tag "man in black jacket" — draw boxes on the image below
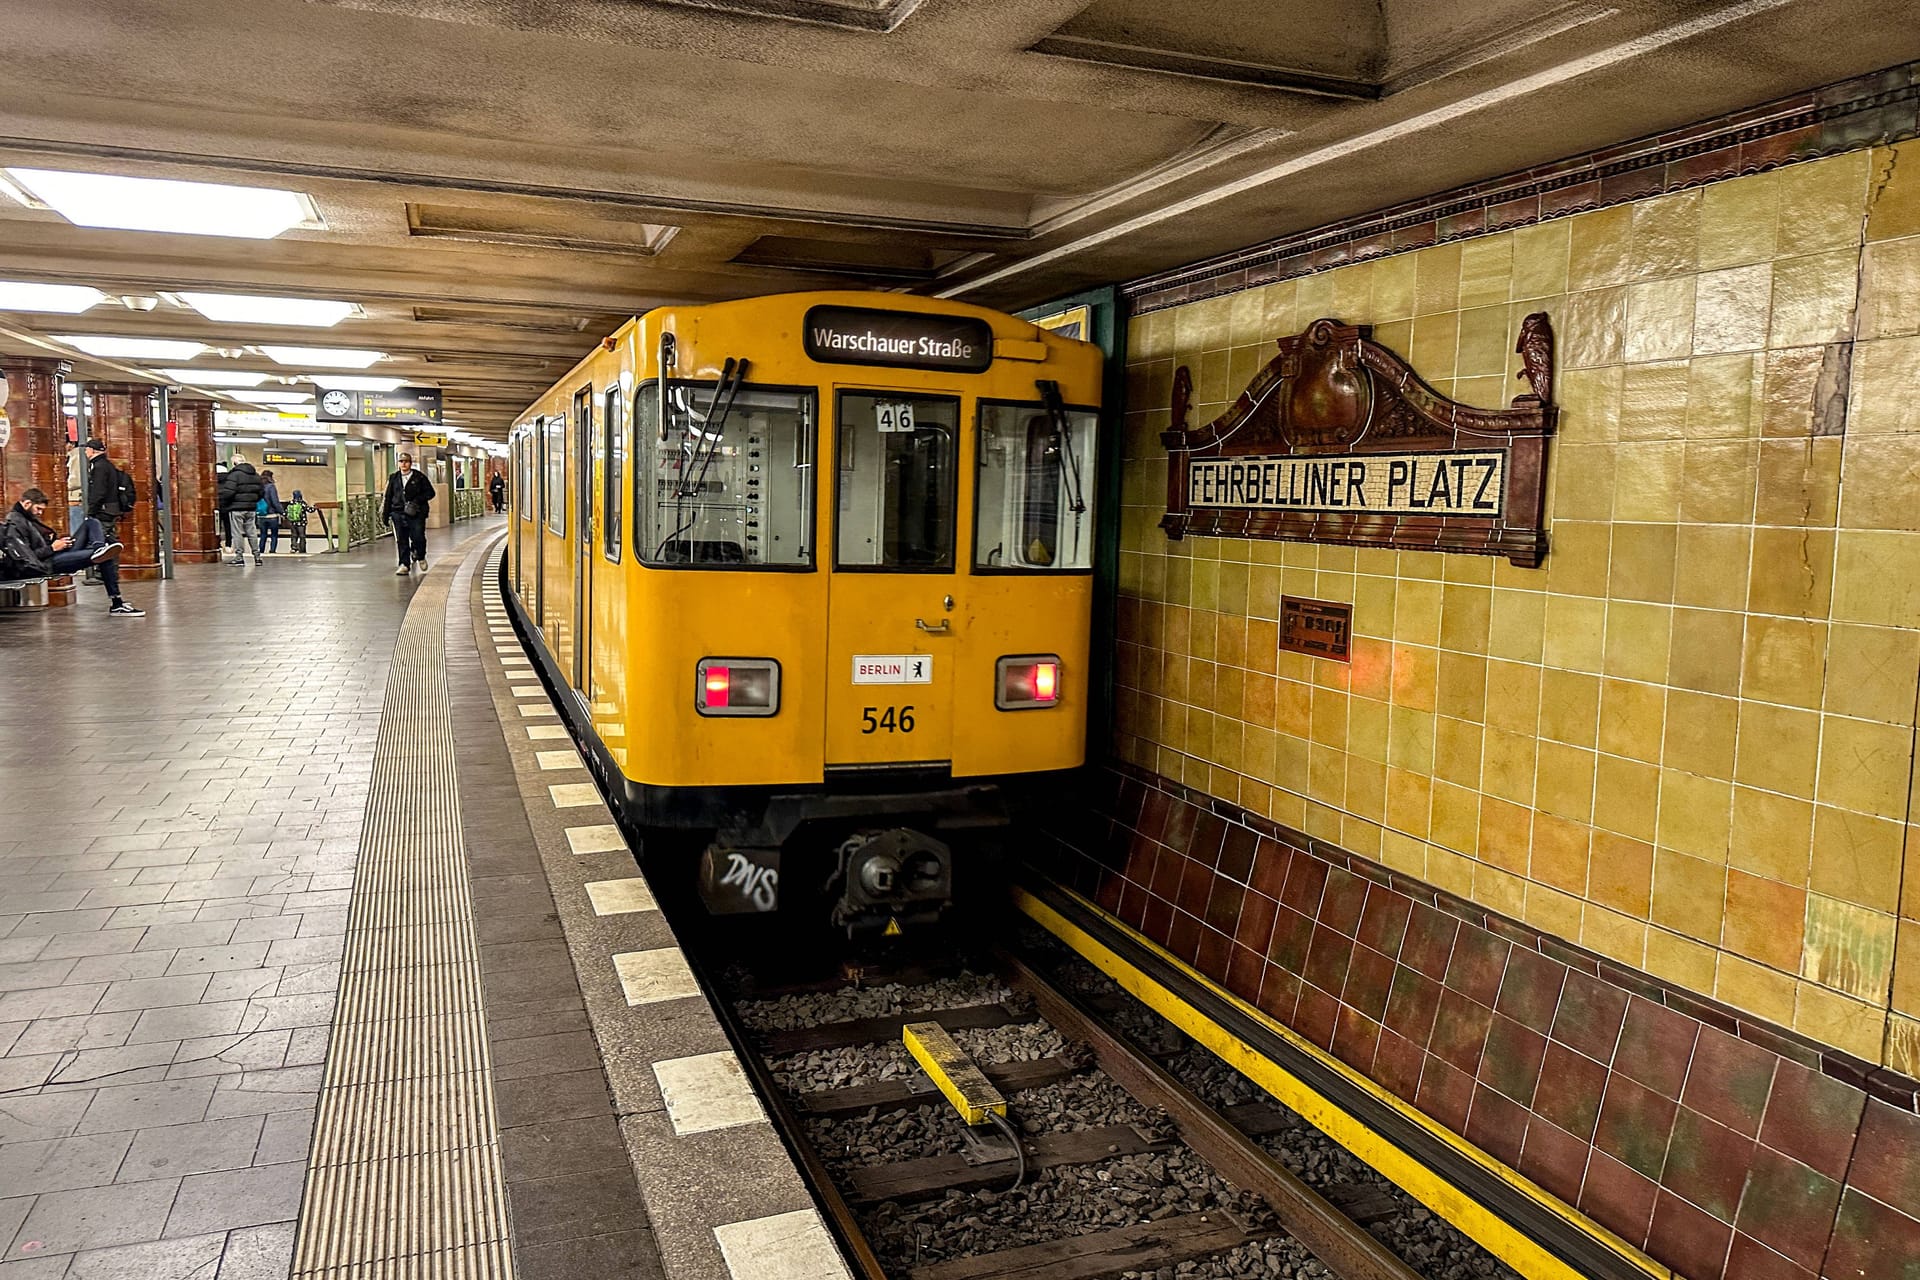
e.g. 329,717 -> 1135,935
382,453 -> 437,575
216,453 -> 267,566
2,487 -> 142,616
81,438 -> 129,541
488,470 -> 506,513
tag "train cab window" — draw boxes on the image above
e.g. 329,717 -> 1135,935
835,392 -> 958,572
603,387 -> 624,562
634,381 -> 814,568
544,413 -> 565,535
974,400 -> 1098,571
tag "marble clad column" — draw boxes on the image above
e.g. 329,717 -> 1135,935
0,357 -> 71,511
81,383 -> 160,580
169,397 -> 220,563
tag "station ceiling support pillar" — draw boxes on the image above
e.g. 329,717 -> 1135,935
169,398 -> 220,563
80,383 -> 161,580
1,357 -> 72,515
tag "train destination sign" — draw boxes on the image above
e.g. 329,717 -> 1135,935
803,305 -> 994,374
261,450 -> 329,466
314,385 -> 443,425
1161,316 -> 1557,568
1188,450 -> 1506,518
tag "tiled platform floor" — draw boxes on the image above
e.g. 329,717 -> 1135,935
0,522 -> 505,1278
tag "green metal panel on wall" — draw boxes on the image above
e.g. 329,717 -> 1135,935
1018,286 -> 1128,757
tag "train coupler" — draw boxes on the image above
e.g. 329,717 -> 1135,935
831,828 -> 952,936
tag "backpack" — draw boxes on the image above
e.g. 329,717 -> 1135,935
113,467 -> 138,512
286,500 -> 306,524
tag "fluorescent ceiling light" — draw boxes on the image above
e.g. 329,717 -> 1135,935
260,345 -> 383,369
179,292 -> 359,327
0,281 -> 106,314
214,434 -> 268,443
7,168 -> 318,240
56,334 -> 206,360
237,390 -> 315,406
159,368 -> 269,388
304,373 -> 405,391
294,437 -> 339,446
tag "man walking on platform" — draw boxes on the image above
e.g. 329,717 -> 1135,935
489,470 -> 506,514
382,452 -> 436,575
217,453 -> 266,566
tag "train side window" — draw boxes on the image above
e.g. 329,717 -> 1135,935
634,380 -> 815,569
973,400 -> 1097,572
835,392 -> 958,572
544,413 -> 565,535
516,430 -> 531,519
603,387 -> 623,563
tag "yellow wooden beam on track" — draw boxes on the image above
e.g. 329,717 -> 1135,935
1012,884 -> 1673,1280
903,1021 -> 1007,1126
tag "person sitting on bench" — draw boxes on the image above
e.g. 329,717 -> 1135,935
2,488 -> 143,617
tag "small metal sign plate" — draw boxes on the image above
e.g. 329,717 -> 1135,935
1279,596 -> 1351,662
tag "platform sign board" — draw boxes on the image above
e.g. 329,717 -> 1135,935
262,450 -> 329,466
1279,597 -> 1351,662
314,385 -> 443,425
413,432 -> 449,448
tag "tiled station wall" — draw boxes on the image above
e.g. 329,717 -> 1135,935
1084,133 -> 1920,1279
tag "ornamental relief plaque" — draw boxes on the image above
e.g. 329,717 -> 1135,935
1161,315 -> 1556,567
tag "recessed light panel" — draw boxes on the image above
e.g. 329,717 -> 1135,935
158,369 -> 271,388
304,373 -> 405,391
7,169 -> 319,239
260,346 -> 384,369
56,335 -> 207,360
0,282 -> 106,314
237,391 -> 317,406
180,293 -> 358,327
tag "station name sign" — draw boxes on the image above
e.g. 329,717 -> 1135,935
315,385 -> 443,425
1188,450 -> 1506,518
803,305 -> 993,374
1161,317 -> 1556,568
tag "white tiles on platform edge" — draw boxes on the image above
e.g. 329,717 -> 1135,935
549,783 -> 600,808
519,704 -> 557,717
566,824 -> 627,855
613,948 -> 700,1006
527,724 -> 571,740
586,878 -> 657,916
713,1210 -> 852,1280
515,685 -> 545,698
652,1051 -> 765,1136
538,750 -> 584,771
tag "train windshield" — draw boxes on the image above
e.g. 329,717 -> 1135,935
974,400 -> 1098,571
635,381 -> 815,568
835,392 -> 959,571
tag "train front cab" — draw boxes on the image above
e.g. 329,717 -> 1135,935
508,294 -> 1103,933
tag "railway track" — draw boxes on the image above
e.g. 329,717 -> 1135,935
710,927 -> 1523,1280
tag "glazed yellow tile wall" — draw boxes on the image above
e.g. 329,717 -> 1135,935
1116,141 -> 1920,1071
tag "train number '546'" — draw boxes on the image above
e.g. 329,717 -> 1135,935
860,706 -> 916,734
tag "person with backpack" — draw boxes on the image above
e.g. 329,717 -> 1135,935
3,486 -> 142,616
381,452 -> 436,575
286,490 -> 310,554
82,438 -> 139,543
258,469 -> 288,554
217,453 -> 266,566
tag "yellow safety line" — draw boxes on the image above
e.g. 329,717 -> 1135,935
904,1020 -> 1007,1126
1013,885 -> 1672,1280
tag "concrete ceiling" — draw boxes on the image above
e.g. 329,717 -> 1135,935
0,0 -> 1914,437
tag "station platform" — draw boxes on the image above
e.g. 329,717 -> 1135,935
0,521 -> 840,1280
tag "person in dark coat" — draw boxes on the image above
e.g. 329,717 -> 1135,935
381,452 -> 437,575
2,487 -> 142,615
216,454 -> 266,566
259,469 -> 288,554
81,438 -> 129,541
489,471 -> 507,513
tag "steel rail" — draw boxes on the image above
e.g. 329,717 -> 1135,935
996,950 -> 1426,1280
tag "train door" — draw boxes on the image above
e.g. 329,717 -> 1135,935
533,415 -> 547,620
572,384 -> 594,692
823,389 -> 963,769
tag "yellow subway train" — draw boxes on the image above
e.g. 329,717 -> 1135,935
504,292 -> 1103,932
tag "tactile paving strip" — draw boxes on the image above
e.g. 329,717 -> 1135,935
293,548 -> 514,1280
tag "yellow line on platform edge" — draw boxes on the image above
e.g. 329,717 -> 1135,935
1011,885 -> 1672,1280
903,1021 -> 1007,1126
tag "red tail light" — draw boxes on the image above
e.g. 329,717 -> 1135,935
696,658 -> 780,716
997,655 -> 1063,710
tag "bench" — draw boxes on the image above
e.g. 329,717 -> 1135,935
0,576 -> 54,609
